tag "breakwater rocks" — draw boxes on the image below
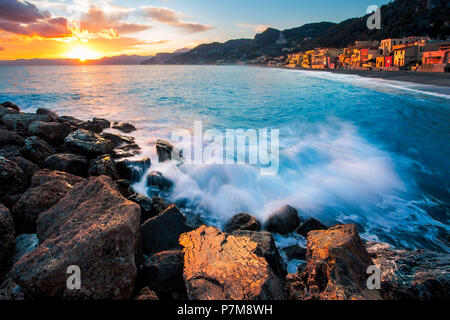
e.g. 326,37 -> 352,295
0,101 -> 449,301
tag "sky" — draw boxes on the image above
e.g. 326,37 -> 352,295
0,0 -> 390,60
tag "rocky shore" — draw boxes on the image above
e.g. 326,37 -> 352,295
0,100 -> 448,301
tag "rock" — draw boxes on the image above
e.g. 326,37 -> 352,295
232,230 -> 287,280
11,176 -> 141,299
101,132 -> 141,158
9,157 -> 39,182
1,113 -> 50,135
28,121 -> 73,145
0,145 -> 24,158
297,218 -> 328,238
155,139 -> 181,162
150,196 -> 167,216
146,171 -> 174,191
134,287 -> 159,300
0,204 -> 15,277
0,277 -> 24,300
116,157 -> 151,182
112,121 -> 136,133
36,108 -> 58,122
283,245 -> 307,261
92,118 -> 110,129
0,129 -> 24,147
12,234 -> 39,264
225,213 -> 261,233
0,101 -> 20,112
0,108 -> 19,118
57,115 -> 82,126
128,193 -> 154,223
29,168 -> 84,187
115,179 -> 134,198
88,154 -> 119,180
64,129 -> 112,156
141,204 -> 192,255
366,241 -> 450,300
0,194 -> 22,209
78,120 -> 103,134
287,224 -> 382,300
138,249 -> 186,298
12,169 -> 84,234
180,226 -> 286,300
0,156 -> 27,195
264,205 -> 300,235
23,136 -> 55,166
44,153 -> 89,177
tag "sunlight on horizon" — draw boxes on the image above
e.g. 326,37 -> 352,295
66,46 -> 102,62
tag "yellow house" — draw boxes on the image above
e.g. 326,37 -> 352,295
376,56 -> 385,68
287,53 -> 302,67
302,50 -> 314,69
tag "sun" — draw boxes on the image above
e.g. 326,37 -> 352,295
66,46 -> 101,62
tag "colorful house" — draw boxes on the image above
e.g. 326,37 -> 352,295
384,56 -> 393,68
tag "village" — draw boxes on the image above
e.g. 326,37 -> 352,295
262,37 -> 450,73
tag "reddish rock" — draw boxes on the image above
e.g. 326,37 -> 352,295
44,153 -> 89,177
179,226 -> 287,300
264,205 -> 300,235
0,129 -> 24,147
0,156 -> 27,195
28,121 -> 73,145
0,204 -> 15,278
9,157 -> 39,182
225,213 -> 261,233
134,287 -> 159,300
11,176 -> 141,299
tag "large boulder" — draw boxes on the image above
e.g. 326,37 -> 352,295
155,139 -> 181,162
92,118 -> 110,129
0,129 -> 24,147
0,145 -> 24,158
286,224 -> 382,300
0,204 -> 15,277
36,108 -> 58,122
78,121 -> 103,134
0,102 -> 20,112
0,108 -> 19,118
12,169 -> 84,234
141,204 -> 192,255
23,136 -> 55,166
64,129 -> 112,156
57,115 -> 82,126
11,176 -> 141,299
179,226 -> 286,300
0,156 -> 27,195
128,193 -> 155,223
88,155 -> 119,180
1,113 -> 49,135
112,122 -> 136,133
101,132 -> 141,159
9,157 -> 39,183
146,171 -> 174,191
28,121 -> 73,145
116,157 -> 151,182
366,242 -> 450,300
12,234 -> 39,265
264,205 -> 300,235
297,218 -> 327,238
224,213 -> 261,233
44,153 -> 89,177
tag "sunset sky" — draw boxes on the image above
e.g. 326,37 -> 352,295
0,0 -> 389,60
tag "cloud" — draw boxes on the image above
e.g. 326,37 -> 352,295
142,6 -> 213,33
238,24 -> 270,33
0,0 -> 50,23
0,16 -> 71,38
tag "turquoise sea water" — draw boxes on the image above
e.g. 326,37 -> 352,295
0,65 -> 449,257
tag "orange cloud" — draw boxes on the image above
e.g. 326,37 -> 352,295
142,7 -> 213,33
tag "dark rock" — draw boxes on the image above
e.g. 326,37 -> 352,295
141,204 -> 192,255
1,113 -> 50,135
57,115 -> 82,126
64,129 -> 112,156
283,245 -> 307,261
297,218 -> 328,238
225,213 -> 261,233
92,118 -> 110,129
366,242 -> 450,300
44,153 -> 88,177
180,226 -> 287,300
134,287 -> 159,300
0,102 -> 20,112
101,132 -> 141,158
138,249 -> 186,298
128,193 -> 154,223
0,204 -> 15,278
150,196 -> 167,216
116,157 -> 151,182
11,176 -> 141,299
12,169 -> 84,234
0,107 -> 19,118
156,139 -> 181,162
12,234 -> 39,264
0,277 -> 24,300
0,156 -> 27,195
264,205 -> 300,235
9,157 -> 39,182
112,121 -> 136,133
23,136 -> 55,166
28,121 -> 73,145
146,171 -> 173,191
88,154 -> 119,180
0,129 -> 24,147
0,194 -> 22,209
78,120 -> 103,134
0,145 -> 24,158
36,108 -> 58,122
115,179 -> 134,198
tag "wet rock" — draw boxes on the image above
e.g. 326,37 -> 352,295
12,169 -> 84,234
0,277 -> 24,301
138,249 -> 186,299
115,179 -> 134,198
225,213 -> 261,233
128,193 -> 154,223
134,287 -> 159,300
116,157 -> 151,182
23,136 -> 55,166
92,118 -> 110,129
0,129 -> 24,147
0,107 -> 19,118
36,108 -> 58,122
156,139 -> 181,162
28,121 -> 73,145
283,245 -> 307,261
1,113 -> 50,135
11,176 -> 141,299
146,171 -> 173,191
0,204 -> 15,277
150,196 -> 167,216
0,102 -> 20,112
141,204 -> 192,255
12,234 -> 39,264
232,230 -> 287,280
0,145 -> 24,158
297,218 -> 328,238
88,154 -> 119,180
64,129 -> 112,156
101,132 -> 141,158
78,120 -> 103,134
0,156 -> 27,195
264,205 -> 300,235
287,224 -> 382,300
57,115 -> 82,126
112,121 -> 136,133
366,241 -> 450,300
180,226 -> 286,300
9,157 -> 39,183
44,153 -> 89,177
